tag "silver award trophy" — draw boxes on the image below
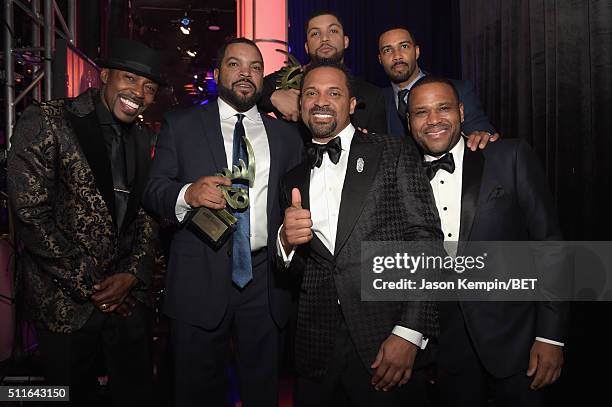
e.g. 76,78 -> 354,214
187,137 -> 256,248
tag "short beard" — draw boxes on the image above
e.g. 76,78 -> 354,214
311,48 -> 344,64
217,77 -> 262,112
388,70 -> 411,84
386,62 -> 416,84
306,108 -> 338,139
309,121 -> 338,139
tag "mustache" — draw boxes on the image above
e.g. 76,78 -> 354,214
309,107 -> 336,116
317,44 -> 336,51
392,61 -> 408,69
232,78 -> 256,88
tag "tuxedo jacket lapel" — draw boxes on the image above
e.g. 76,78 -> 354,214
459,147 -> 484,243
285,161 -> 333,261
334,133 -> 383,256
68,110 -> 115,221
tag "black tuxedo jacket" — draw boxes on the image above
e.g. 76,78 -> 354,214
438,139 -> 569,378
8,88 -> 156,333
143,100 -> 303,330
260,69 -> 388,139
280,131 -> 444,379
384,78 -> 496,137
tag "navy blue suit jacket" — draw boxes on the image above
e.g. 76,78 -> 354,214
384,78 -> 496,137
143,100 -> 303,330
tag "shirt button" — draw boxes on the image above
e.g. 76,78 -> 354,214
443,207 -> 447,211
448,233 -> 452,237
440,180 -> 445,184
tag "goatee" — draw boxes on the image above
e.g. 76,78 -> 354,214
218,76 -> 262,112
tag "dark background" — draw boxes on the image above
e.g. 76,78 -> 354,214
288,0 -> 463,87
141,0 -> 612,402
2,0 -> 611,404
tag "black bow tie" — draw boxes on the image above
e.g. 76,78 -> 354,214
306,137 -> 342,168
423,153 -> 455,180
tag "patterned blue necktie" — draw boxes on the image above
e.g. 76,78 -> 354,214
231,113 -> 252,287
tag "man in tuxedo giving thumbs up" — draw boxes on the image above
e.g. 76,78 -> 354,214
276,60 -> 443,407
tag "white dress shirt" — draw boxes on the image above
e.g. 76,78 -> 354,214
175,98 -> 271,251
425,136 -> 465,257
277,123 -> 427,349
308,125 -> 354,254
426,137 -> 563,347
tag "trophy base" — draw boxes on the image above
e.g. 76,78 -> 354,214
187,207 -> 237,248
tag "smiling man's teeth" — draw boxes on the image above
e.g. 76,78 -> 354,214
314,114 -> 333,118
426,128 -> 447,134
120,97 -> 139,109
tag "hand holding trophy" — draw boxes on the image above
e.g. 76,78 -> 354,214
186,137 -> 256,248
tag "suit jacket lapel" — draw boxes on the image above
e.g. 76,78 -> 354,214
199,101 -> 227,170
68,110 -> 115,220
459,147 -> 484,242
384,86 -> 406,136
263,117 -> 279,226
334,133 -> 384,256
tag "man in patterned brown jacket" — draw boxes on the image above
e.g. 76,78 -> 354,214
7,38 -> 161,406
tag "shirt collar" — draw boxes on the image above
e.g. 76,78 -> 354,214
391,68 -> 426,94
313,123 -> 356,153
218,97 -> 261,123
424,136 -> 465,171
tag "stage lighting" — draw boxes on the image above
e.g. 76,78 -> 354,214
180,11 -> 192,26
178,11 -> 193,35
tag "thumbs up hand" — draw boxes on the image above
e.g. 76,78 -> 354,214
280,188 -> 313,253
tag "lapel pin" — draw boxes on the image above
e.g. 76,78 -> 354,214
356,157 -> 364,173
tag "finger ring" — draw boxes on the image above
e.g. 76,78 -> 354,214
101,303 -> 107,310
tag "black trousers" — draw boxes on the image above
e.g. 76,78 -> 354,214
436,302 -> 543,407
171,250 -> 283,407
295,320 -> 427,407
36,301 -> 153,407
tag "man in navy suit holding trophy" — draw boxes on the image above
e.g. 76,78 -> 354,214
144,38 -> 302,406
